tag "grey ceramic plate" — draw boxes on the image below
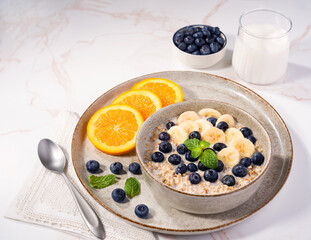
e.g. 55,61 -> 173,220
71,71 -> 293,235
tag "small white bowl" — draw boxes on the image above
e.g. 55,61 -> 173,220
173,25 -> 227,69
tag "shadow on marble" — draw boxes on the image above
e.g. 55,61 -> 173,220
283,62 -> 311,83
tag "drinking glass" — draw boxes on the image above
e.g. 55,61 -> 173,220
232,9 -> 292,85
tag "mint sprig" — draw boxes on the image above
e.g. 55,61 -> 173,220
184,139 -> 218,169
124,177 -> 140,198
88,174 -> 117,189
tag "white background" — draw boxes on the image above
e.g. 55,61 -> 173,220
0,0 -> 311,239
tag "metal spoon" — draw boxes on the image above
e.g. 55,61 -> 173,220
38,138 -> 105,239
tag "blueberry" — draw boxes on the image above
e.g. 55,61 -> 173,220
217,121 -> 229,132
205,37 -> 215,44
186,27 -> 195,36
174,33 -> 184,44
240,157 -> 252,167
86,160 -> 100,173
177,144 -> 188,154
187,44 -> 198,53
192,50 -> 201,55
175,163 -> 187,175
110,162 -> 123,174
232,164 -> 248,177
247,135 -> 257,144
251,152 -> 265,166
214,27 -> 221,35
184,35 -> 194,44
204,169 -> 218,182
129,162 -> 141,174
198,161 -> 208,171
159,132 -> 170,141
210,42 -> 220,53
111,188 -> 126,203
185,151 -> 198,162
193,31 -> 204,38
178,42 -> 187,51
189,131 -> 201,140
192,27 -> 200,33
194,38 -> 206,47
189,172 -> 202,184
210,27 -> 216,34
207,117 -> 217,126
213,142 -> 227,151
200,45 -> 211,55
202,28 -> 211,37
240,127 -> 253,138
221,175 -> 236,186
151,151 -> 164,162
135,204 -> 149,218
187,163 -> 198,172
216,37 -> 224,45
159,141 -> 172,153
168,154 -> 182,165
166,121 -> 175,130
215,160 -> 224,172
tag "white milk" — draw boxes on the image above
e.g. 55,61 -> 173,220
232,23 -> 290,84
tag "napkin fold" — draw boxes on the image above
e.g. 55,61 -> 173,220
5,111 -> 155,240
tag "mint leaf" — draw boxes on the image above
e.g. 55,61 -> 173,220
124,177 -> 140,198
184,139 -> 200,150
200,140 -> 210,149
191,148 -> 202,158
199,149 -> 218,169
88,174 -> 116,189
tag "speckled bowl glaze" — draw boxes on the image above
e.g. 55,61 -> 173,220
136,100 -> 272,214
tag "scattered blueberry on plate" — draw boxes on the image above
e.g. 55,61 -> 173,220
240,127 -> 253,138
217,121 -> 229,132
204,169 -> 218,182
159,132 -> 170,141
207,117 -> 217,126
240,157 -> 252,167
221,175 -> 236,186
168,154 -> 182,165
110,162 -> 123,174
129,162 -> 141,174
175,163 -> 187,175
213,142 -> 227,152
215,160 -> 224,172
111,188 -> 126,203
135,204 -> 149,218
86,160 -> 100,173
159,141 -> 172,153
173,25 -> 226,55
189,131 -> 201,140
166,121 -> 175,130
187,163 -> 198,172
185,151 -> 199,162
198,161 -> 208,171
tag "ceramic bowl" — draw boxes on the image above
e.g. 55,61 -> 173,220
136,100 -> 272,214
172,24 -> 227,68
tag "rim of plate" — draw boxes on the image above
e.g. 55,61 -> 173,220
71,71 -> 293,233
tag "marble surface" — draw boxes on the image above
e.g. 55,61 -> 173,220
1,0 -> 311,239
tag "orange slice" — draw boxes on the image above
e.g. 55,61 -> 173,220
87,104 -> 144,155
132,78 -> 183,107
111,90 -> 162,120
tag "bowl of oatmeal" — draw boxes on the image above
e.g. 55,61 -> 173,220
136,100 -> 272,214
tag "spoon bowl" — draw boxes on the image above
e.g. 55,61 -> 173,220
38,139 -> 66,173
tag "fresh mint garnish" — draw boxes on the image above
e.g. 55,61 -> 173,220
88,174 -> 117,189
200,149 -> 218,169
124,177 -> 140,198
184,139 -> 217,169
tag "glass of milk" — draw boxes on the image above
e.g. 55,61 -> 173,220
232,9 -> 292,85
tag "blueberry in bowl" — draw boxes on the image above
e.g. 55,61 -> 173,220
172,24 -> 227,68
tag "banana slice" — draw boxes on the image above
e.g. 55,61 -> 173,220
177,111 -> 200,125
230,138 -> 255,158
167,126 -> 188,145
216,114 -> 235,128
195,119 -> 213,132
179,120 -> 200,134
217,147 -> 240,167
198,108 -> 222,118
201,127 -> 225,144
225,128 -> 244,145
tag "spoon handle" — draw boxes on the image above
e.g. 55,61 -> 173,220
61,173 -> 105,239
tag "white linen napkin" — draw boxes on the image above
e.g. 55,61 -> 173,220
5,111 -> 156,240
